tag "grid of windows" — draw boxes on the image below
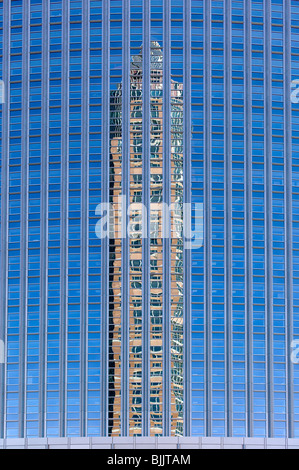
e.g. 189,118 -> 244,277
0,0 -> 298,439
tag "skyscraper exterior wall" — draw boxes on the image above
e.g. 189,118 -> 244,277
0,0 -> 299,443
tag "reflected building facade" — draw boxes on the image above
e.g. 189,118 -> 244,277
108,42 -> 184,436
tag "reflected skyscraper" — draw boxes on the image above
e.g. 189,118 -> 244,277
108,42 -> 184,436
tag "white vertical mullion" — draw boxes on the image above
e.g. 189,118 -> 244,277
40,0 -> 50,439
204,0 -> 212,437
121,0 -> 130,437
20,0 -> 30,438
284,0 -> 294,439
163,0 -> 171,437
264,0 -> 274,438
60,0 -> 70,437
224,0 -> 232,437
0,0 -> 10,440
81,0 -> 90,438
101,0 -> 110,437
183,0 -> 192,437
142,0 -> 151,437
244,0 -> 253,438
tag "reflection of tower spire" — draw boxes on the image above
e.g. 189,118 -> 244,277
109,42 -> 184,437
131,41 -> 163,70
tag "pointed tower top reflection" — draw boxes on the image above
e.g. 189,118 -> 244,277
131,41 -> 163,70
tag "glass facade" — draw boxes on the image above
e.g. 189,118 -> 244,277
0,0 -> 298,440
107,42 -> 184,436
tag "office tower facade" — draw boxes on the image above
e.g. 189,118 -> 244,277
0,0 -> 299,443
